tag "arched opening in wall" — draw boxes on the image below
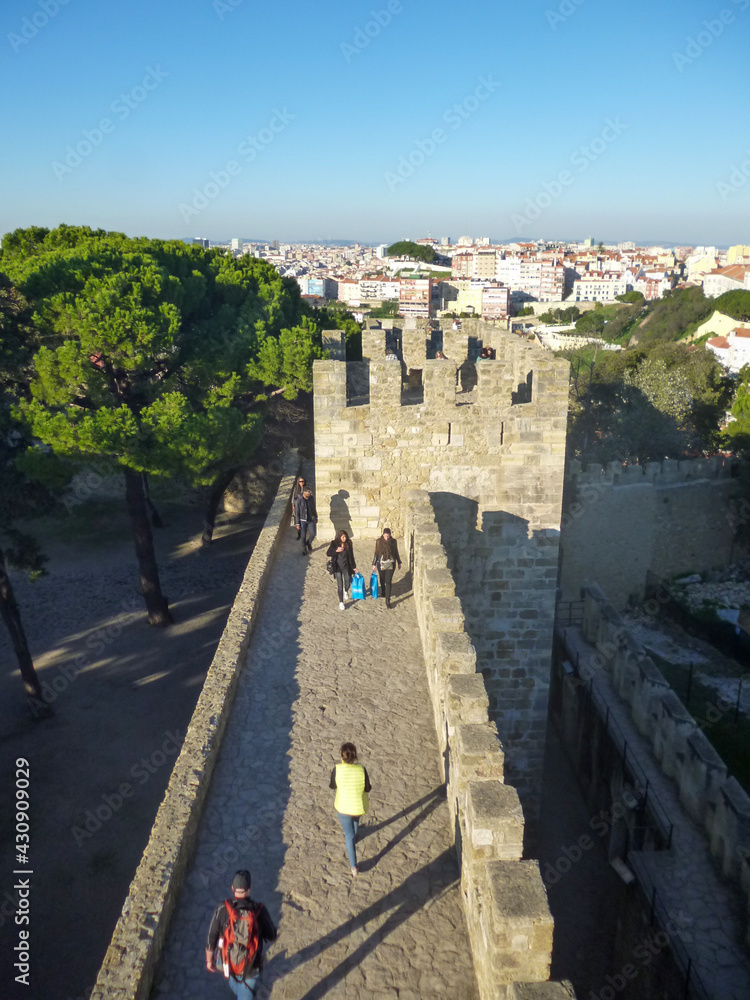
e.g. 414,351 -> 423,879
402,368 -> 423,405
512,370 -> 533,405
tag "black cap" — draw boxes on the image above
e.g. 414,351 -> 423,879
232,870 -> 251,891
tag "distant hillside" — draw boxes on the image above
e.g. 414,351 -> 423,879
386,240 -> 436,263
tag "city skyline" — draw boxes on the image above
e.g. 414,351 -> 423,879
2,0 -> 750,246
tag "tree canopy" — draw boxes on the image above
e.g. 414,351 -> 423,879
712,290 -> 750,322
386,241 -> 436,263
564,341 -> 732,464
2,224 -> 322,623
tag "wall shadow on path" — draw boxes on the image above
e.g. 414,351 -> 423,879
358,786 -> 444,841
270,848 -> 459,1000
358,786 -> 446,871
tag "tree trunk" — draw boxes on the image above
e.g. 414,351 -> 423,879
202,467 -> 238,546
142,472 -> 164,528
124,468 -> 173,626
0,550 -> 50,715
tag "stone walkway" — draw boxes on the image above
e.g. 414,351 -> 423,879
152,522 -> 478,1000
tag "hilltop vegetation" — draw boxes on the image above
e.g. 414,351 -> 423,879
564,339 -> 732,465
386,240 -> 436,263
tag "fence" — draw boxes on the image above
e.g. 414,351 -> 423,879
628,853 -> 712,1000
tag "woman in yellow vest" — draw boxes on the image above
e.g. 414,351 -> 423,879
329,742 -> 372,877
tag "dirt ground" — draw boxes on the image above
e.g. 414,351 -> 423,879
0,490 -> 275,1000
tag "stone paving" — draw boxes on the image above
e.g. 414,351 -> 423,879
152,520 -> 478,1000
563,627 -> 750,1000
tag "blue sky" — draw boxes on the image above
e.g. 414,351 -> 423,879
2,0 -> 749,245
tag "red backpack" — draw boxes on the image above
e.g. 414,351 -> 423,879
220,900 -> 260,981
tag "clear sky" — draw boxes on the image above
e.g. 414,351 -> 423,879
2,0 -> 749,246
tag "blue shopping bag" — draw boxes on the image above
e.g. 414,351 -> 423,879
351,572 -> 366,600
370,571 -> 379,599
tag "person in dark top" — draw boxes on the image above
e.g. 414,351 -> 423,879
205,869 -> 277,998
291,476 -> 307,538
371,528 -> 402,609
294,488 -> 318,555
326,529 -> 357,610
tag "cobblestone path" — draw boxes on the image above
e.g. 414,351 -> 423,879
152,522 -> 478,1000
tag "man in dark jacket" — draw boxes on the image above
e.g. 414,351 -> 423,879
294,488 -> 318,555
205,870 -> 277,998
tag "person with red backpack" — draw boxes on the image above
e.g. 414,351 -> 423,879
205,870 -> 277,997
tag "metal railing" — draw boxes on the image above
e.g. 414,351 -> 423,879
555,600 -> 584,627
587,678 -> 674,850
628,853 -> 713,1000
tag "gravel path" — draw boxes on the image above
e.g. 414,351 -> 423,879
152,526 -> 478,1000
0,502 -> 267,1000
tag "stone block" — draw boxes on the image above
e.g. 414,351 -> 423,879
437,632 -> 477,676
483,860 -> 553,984
679,728 -> 728,825
710,777 -> 750,881
465,781 -> 524,861
653,691 -> 694,778
447,673 -> 489,728
454,723 -> 505,784
429,596 -> 465,632
423,567 -> 455,598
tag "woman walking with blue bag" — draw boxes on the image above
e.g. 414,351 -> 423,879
330,742 -> 372,877
326,530 -> 357,611
371,528 -> 401,609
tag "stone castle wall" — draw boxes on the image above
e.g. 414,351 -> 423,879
405,490 -> 576,1000
313,320 -> 570,819
568,582 -> 750,944
560,457 -> 740,608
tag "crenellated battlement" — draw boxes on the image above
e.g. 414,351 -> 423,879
314,319 -> 570,822
314,320 -> 569,542
567,455 -> 736,487
560,454 -> 742,607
